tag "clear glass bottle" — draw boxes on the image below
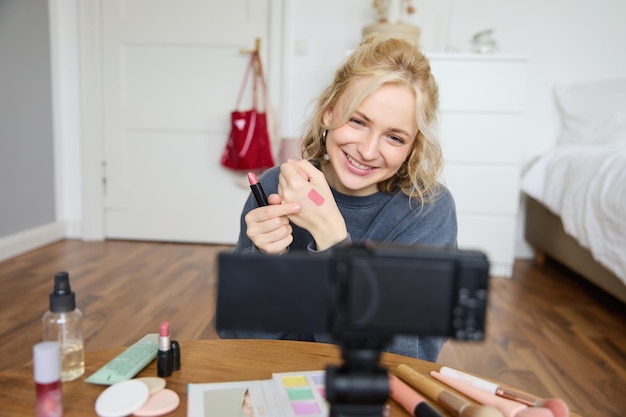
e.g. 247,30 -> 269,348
42,271 -> 85,381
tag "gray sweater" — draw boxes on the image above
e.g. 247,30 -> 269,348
223,165 -> 458,362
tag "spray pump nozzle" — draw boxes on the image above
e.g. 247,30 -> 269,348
49,271 -> 76,313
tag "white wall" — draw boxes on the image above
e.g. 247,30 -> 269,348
48,0 -> 626,258
285,0 -> 626,153
282,0 -> 626,258
432,0 -> 626,159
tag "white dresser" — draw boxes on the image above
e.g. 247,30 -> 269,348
428,54 -> 528,277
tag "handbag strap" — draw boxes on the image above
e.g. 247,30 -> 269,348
253,53 -> 268,111
234,52 -> 268,111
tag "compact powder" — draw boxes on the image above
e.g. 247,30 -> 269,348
95,379 -> 150,417
133,388 -> 180,416
134,377 -> 166,394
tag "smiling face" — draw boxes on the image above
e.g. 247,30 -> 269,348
322,79 -> 419,196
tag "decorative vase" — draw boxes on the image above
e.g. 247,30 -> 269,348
362,22 -> 421,47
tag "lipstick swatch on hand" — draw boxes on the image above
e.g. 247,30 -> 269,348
308,189 -> 325,206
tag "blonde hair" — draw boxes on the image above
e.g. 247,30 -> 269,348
300,35 -> 443,203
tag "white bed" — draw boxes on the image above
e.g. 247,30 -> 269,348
521,78 -> 626,304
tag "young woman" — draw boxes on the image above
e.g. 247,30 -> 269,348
224,35 -> 457,362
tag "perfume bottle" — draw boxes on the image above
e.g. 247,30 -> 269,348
42,271 -> 85,381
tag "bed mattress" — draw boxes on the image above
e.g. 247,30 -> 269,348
521,142 -> 626,285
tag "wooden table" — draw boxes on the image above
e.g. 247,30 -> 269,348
0,339 -> 447,416
0,339 -> 581,417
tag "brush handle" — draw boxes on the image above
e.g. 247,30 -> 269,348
438,390 -> 470,414
396,364 -> 445,402
440,366 -> 499,394
431,371 -> 527,417
440,366 -> 540,407
389,374 -> 445,417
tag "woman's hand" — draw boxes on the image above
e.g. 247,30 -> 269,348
244,194 -> 300,255
278,160 -> 348,251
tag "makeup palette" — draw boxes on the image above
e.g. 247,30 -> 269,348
188,370 -> 329,417
272,371 -> 327,417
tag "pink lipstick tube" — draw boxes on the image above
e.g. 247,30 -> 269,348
157,321 -> 172,377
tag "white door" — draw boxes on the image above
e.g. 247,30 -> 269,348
100,0 -> 273,243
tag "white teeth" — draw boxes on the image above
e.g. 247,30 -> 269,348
346,153 -> 372,170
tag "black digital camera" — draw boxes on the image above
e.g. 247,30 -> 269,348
216,243 -> 489,341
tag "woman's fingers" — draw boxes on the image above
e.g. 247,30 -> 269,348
244,203 -> 300,254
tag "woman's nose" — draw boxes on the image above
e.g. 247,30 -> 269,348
358,134 -> 380,160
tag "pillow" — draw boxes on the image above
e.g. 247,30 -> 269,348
554,78 -> 626,144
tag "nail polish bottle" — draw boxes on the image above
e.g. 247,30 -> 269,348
33,341 -> 63,417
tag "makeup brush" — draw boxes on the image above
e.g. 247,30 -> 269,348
431,371 -> 555,417
532,400 -> 568,417
439,367 -> 569,417
389,374 -> 446,417
395,365 -> 504,417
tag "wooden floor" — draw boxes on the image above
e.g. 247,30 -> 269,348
1,239 -> 624,417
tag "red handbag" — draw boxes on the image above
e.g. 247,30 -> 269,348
220,52 -> 275,171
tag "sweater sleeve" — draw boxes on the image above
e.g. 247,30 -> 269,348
390,185 -> 458,248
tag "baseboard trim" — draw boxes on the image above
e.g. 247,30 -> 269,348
515,237 -> 534,260
0,222 -> 66,263
64,220 -> 83,239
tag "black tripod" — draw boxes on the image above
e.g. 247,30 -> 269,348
325,335 -> 392,417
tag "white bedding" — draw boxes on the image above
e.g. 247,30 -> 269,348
521,142 -> 626,284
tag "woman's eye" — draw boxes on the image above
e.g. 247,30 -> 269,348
389,135 -> 405,145
349,117 -> 365,126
